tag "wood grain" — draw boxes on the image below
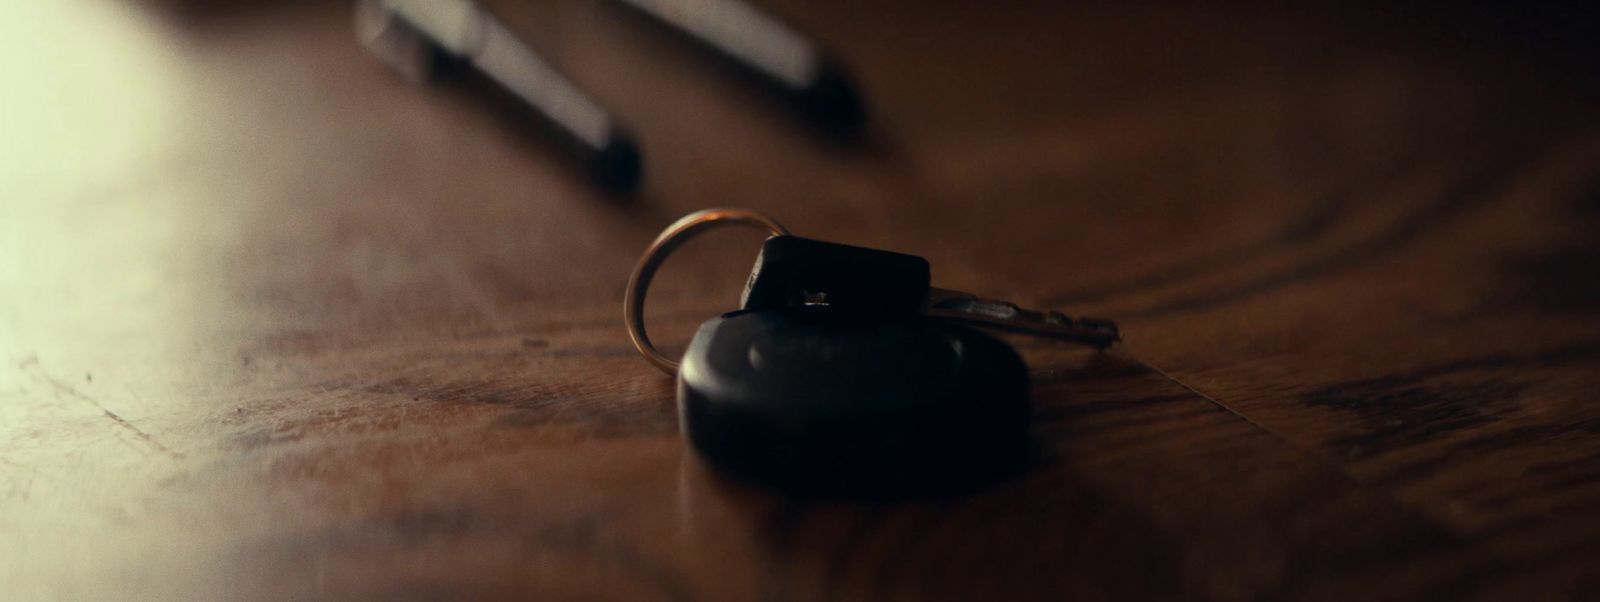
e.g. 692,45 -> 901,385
3,0 -> 1598,599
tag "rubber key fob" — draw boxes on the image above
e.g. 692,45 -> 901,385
678,305 -> 1029,495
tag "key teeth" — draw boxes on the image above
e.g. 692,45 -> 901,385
1048,312 -> 1121,345
926,288 -> 1122,348
1073,316 -> 1122,348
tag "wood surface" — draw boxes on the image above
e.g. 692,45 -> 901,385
3,0 -> 1599,599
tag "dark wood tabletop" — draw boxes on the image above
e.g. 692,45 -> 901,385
4,0 -> 1599,599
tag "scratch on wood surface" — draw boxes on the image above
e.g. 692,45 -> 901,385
0,456 -> 40,499
0,456 -> 38,473
416,226 -> 517,337
18,358 -> 183,459
1126,350 -> 1458,534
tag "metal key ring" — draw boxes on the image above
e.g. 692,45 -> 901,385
625,208 -> 790,375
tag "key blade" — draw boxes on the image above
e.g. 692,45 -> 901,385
923,288 -> 1121,348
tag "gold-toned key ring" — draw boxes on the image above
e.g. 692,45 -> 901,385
625,208 -> 790,375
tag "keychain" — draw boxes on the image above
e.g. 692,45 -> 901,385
624,209 -> 1120,494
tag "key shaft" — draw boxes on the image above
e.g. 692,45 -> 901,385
923,288 -> 1120,348
740,235 -> 1120,349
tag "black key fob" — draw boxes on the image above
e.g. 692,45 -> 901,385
678,305 -> 1029,495
741,235 -> 930,313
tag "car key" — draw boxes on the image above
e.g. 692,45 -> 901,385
741,235 -> 1121,348
677,304 -> 1030,495
624,208 -> 1115,494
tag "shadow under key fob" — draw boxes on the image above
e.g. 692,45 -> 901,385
678,305 -> 1030,496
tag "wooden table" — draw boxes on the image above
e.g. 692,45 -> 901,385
4,1 -> 1598,599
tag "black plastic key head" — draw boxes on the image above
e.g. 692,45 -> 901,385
678,305 -> 1029,496
741,235 -> 930,313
